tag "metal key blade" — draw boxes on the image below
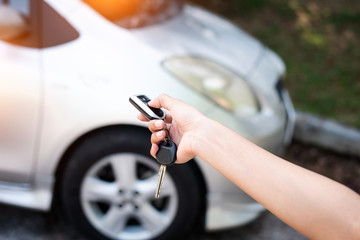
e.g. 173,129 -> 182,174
155,164 -> 167,198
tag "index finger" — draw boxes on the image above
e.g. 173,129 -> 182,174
137,114 -> 149,122
137,110 -> 172,123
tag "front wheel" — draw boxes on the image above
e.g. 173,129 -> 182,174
60,128 -> 204,240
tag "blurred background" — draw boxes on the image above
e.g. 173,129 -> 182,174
192,0 -> 360,194
0,0 -> 359,239
192,0 -> 360,128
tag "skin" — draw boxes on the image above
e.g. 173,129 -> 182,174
138,94 -> 360,240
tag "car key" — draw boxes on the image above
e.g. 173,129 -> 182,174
129,94 -> 177,198
155,140 -> 177,198
129,94 -> 165,120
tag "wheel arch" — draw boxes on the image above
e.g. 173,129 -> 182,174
51,124 -> 208,230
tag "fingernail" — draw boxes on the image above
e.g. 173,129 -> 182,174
155,120 -> 163,128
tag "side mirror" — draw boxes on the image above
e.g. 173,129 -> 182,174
0,5 -> 27,41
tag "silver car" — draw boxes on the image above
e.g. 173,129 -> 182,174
0,0 -> 295,239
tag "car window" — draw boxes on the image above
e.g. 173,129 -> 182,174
82,0 -> 183,29
0,0 -> 35,44
0,0 -> 79,48
8,0 -> 30,15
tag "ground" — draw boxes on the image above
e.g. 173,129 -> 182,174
286,141 -> 360,194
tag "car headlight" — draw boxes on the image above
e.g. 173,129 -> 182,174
162,56 -> 260,116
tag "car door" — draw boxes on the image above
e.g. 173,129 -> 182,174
0,0 -> 41,183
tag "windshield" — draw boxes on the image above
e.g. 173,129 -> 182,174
82,0 -> 184,29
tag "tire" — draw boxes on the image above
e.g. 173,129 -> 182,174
60,127 -> 204,240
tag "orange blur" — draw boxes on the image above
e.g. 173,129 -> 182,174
83,0 -> 142,21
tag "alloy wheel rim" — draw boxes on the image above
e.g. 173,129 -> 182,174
80,153 -> 179,240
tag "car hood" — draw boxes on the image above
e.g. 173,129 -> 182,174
131,4 -> 264,77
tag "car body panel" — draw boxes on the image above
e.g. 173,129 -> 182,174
131,4 -> 263,78
0,0 -> 296,233
0,42 -> 41,183
37,0 -> 216,178
195,49 -> 294,229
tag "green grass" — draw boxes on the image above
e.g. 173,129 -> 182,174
191,0 -> 360,128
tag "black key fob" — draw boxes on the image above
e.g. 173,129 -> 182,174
156,140 -> 177,166
129,95 -> 165,120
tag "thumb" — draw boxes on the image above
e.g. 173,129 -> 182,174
148,94 -> 176,111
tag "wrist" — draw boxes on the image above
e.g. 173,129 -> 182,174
190,116 -> 223,159
191,116 -> 247,167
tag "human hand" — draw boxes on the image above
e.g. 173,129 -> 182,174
137,94 -> 206,164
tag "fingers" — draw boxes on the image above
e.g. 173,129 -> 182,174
137,111 -> 172,123
142,94 -> 180,159
148,120 -> 164,132
151,130 -> 166,144
150,131 -> 165,158
137,114 -> 149,122
150,144 -> 159,159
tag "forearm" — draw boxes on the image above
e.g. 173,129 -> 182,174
193,119 -> 360,240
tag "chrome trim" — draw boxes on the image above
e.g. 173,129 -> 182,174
0,177 -> 53,211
